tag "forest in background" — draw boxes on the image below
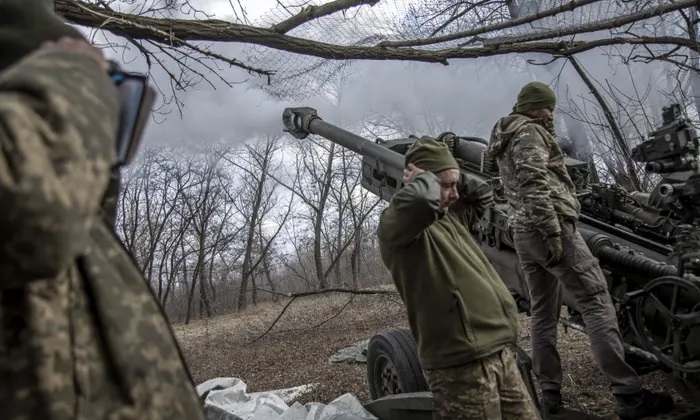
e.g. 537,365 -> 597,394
54,0 -> 700,322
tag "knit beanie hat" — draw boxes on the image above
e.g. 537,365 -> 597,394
0,0 -> 86,72
514,81 -> 557,113
405,136 -> 460,173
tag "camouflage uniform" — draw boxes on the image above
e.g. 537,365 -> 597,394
378,137 -> 538,420
424,346 -> 539,420
485,83 -> 646,406
101,171 -> 122,229
0,2 -> 206,419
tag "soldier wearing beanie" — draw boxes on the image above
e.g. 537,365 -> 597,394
377,136 -> 539,419
0,1 -> 206,419
485,82 -> 674,419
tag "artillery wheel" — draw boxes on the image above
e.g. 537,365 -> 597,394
632,276 -> 700,404
366,328 -> 430,400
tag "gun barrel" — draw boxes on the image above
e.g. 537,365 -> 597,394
658,183 -> 675,197
630,191 -> 650,205
283,107 -> 406,170
581,229 -> 677,278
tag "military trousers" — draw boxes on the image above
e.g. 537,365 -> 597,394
423,346 -> 539,420
512,220 -> 643,396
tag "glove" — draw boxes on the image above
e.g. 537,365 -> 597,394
545,234 -> 563,267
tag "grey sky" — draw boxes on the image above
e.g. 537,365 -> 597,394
79,0 -> 671,152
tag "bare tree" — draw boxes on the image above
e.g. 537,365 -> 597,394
178,149 -> 242,322
291,137 -> 336,288
220,135 -> 293,309
104,0 -> 700,331
335,147 -> 383,287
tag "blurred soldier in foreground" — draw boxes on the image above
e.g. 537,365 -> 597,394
377,137 -> 538,419
485,81 -> 674,419
0,1 -> 206,419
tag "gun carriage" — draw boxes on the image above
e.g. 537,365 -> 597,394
281,104 -> 700,419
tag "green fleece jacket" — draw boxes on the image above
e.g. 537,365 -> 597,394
377,171 -> 519,370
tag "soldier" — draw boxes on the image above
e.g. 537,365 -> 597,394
485,81 -> 674,419
0,1 -> 206,419
377,137 -> 539,420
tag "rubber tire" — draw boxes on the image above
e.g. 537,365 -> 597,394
366,328 -> 430,400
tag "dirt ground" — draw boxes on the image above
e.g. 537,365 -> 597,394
172,287 -> 672,419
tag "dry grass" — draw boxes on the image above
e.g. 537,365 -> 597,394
173,286 -> 671,419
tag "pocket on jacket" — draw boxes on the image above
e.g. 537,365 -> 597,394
570,257 -> 607,296
452,292 -> 474,343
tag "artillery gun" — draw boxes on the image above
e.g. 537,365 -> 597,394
281,105 -> 700,419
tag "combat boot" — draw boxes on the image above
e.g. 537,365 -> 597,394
541,389 -> 563,415
615,389 -> 674,419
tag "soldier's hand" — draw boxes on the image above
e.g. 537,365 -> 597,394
41,36 -> 110,72
545,234 -> 563,267
403,163 -> 425,184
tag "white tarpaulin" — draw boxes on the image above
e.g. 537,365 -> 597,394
196,378 -> 378,420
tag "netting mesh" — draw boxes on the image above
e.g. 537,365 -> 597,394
241,0 -> 677,100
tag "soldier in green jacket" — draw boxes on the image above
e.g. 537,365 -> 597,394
0,1 -> 206,419
485,81 -> 674,420
377,137 -> 538,420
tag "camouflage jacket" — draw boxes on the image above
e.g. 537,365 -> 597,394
0,49 -> 205,420
486,113 -> 580,237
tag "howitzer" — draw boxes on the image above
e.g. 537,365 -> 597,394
576,103 -> 700,260
282,106 -> 700,418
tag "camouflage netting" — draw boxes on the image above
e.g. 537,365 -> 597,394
242,0 -> 678,100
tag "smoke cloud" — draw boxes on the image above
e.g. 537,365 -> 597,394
77,1 -> 675,154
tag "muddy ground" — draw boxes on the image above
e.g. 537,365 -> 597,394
172,287 -> 672,419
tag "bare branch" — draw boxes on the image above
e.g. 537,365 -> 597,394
566,56 -> 641,189
247,287 -> 397,344
378,0 -> 605,48
310,294 -> 355,329
271,0 -> 380,34
484,0 -> 700,46
56,0 -> 700,69
58,0 -> 275,77
426,0 -> 494,38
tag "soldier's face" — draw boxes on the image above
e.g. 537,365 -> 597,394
437,169 -> 460,211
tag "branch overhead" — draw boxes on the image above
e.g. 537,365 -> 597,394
483,0 -> 700,46
55,0 -> 700,64
271,0 -> 381,34
52,0 -> 700,103
377,0 -> 606,48
58,0 -> 276,77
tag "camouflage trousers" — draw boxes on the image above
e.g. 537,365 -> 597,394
423,346 -> 539,420
512,220 -> 643,396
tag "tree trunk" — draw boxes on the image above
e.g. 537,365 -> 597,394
350,225 -> 362,288
314,142 -> 336,289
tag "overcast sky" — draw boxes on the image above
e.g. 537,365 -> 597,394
89,0 -> 336,149
93,0 -> 526,148
84,0 -> 670,153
